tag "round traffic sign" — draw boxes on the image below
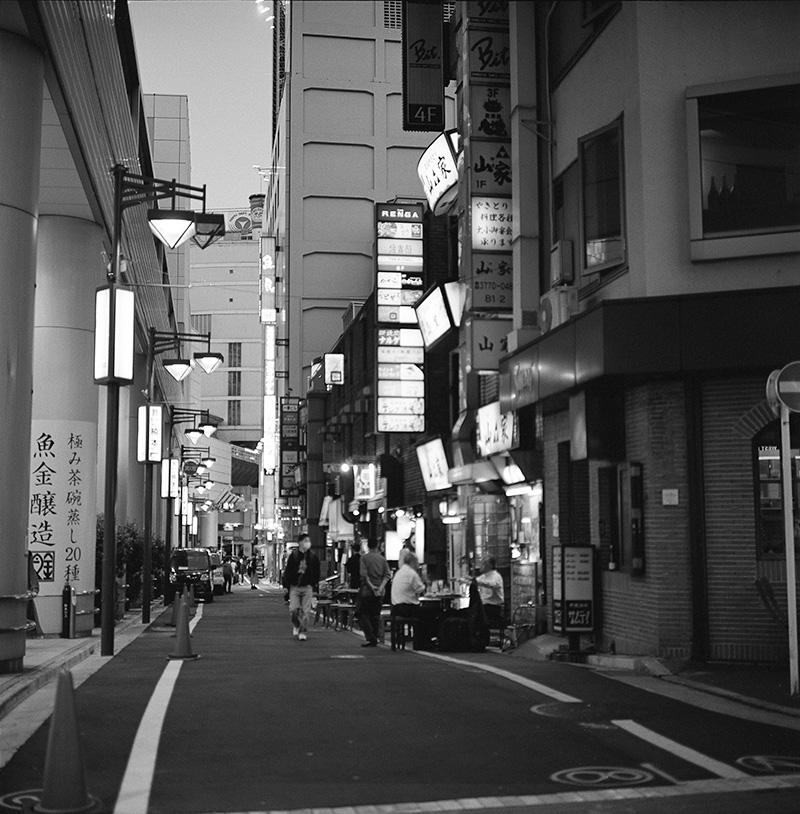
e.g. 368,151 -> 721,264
775,361 -> 800,412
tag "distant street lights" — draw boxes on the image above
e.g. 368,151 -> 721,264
94,164 -> 222,655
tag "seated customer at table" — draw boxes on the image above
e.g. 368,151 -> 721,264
391,551 -> 426,617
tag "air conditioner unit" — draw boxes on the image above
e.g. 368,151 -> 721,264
539,286 -> 578,333
550,240 -> 574,287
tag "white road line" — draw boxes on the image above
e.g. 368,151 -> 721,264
197,775 -> 800,814
113,604 -> 203,814
415,651 -> 582,703
612,718 -> 749,779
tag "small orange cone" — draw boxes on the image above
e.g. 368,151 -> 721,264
183,583 -> 196,609
168,597 -> 199,660
166,590 -> 180,627
36,669 -> 101,812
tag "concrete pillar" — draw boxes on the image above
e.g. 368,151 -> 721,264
29,216 -> 105,635
0,29 -> 44,672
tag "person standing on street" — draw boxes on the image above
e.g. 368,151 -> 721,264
345,540 -> 362,589
475,556 -> 504,627
358,537 -> 390,648
281,533 -> 320,641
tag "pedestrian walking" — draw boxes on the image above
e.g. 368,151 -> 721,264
358,537 -> 390,648
222,558 -> 234,593
281,533 -> 320,641
247,556 -> 259,589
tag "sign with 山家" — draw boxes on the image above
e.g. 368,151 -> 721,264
417,130 -> 461,216
402,0 -> 445,131
471,253 -> 512,312
471,142 -> 512,195
552,545 -> 595,634
466,317 -> 511,373
476,401 -> 515,457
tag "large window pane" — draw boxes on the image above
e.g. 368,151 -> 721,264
699,83 -> 800,236
580,121 -> 625,271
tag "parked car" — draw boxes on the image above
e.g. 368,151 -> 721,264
169,548 -> 214,603
210,551 -> 225,595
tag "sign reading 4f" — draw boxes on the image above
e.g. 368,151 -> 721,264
402,1 -> 445,131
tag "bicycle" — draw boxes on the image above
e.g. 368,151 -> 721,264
502,601 -> 539,651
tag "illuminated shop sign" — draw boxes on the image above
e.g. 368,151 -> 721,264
416,437 -> 451,492
375,202 -> 426,434
476,401 -> 515,457
417,130 -> 461,216
279,397 -> 301,497
414,281 -> 464,349
471,197 -> 513,251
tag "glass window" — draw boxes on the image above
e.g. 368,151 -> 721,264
698,83 -> 800,237
228,400 -> 241,426
228,342 -> 242,367
228,370 -> 241,397
686,74 -> 800,260
579,119 -> 626,273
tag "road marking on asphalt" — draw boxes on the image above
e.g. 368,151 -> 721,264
114,604 -> 204,814
194,775 -> 800,814
415,651 -> 582,703
612,718 -> 749,779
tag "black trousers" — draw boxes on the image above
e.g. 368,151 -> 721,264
359,594 -> 382,644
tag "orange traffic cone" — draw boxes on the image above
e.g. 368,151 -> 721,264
37,669 -> 101,812
183,584 -> 195,609
165,590 -> 180,627
168,597 -> 199,660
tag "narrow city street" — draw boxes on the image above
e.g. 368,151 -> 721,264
1,586 -> 798,814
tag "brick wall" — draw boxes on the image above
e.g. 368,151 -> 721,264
703,378 -> 786,662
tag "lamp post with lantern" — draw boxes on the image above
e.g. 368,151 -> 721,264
94,164 -> 223,655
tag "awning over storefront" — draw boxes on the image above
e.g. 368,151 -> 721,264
500,287 -> 800,413
325,497 -> 354,541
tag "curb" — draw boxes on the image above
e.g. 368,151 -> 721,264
0,608 -> 155,722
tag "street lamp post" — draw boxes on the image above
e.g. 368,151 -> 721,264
94,164 -> 221,656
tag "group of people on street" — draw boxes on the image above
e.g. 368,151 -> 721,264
280,532 -> 505,650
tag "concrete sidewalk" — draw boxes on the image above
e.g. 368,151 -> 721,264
3,591 -> 800,726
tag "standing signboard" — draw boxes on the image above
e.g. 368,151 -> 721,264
552,545 -> 594,634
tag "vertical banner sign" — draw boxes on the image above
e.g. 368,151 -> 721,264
375,203 -> 426,434
464,3 -> 513,316
260,236 -> 277,325
279,397 -> 301,497
402,1 -> 445,131
28,421 -> 97,633
552,546 -> 595,634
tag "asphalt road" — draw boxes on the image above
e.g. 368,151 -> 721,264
1,585 -> 799,814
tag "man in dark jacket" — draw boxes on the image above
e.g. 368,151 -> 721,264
281,533 -> 320,641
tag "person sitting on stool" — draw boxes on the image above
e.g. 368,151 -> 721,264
390,550 -> 426,648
